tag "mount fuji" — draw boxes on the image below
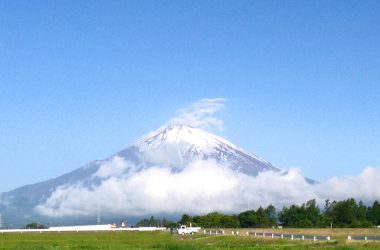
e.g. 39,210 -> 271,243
0,125 -> 286,227
131,125 -> 280,175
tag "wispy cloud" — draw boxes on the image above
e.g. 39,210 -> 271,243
166,98 -> 226,131
139,97 -> 226,142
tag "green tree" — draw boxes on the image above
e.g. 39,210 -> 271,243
238,210 -> 257,228
162,219 -> 178,228
354,201 -> 371,227
220,215 -> 240,228
279,205 -> 300,227
368,201 -> 380,226
179,214 -> 193,226
205,212 -> 223,228
265,204 -> 277,226
25,222 -> 47,229
279,200 -> 322,228
192,212 -> 223,228
256,207 -> 270,227
304,199 -> 321,226
149,216 -> 157,226
324,199 -> 337,227
330,199 -> 360,227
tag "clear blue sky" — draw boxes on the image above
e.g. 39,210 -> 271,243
0,0 -> 379,192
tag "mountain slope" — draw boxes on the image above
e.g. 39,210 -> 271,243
0,125 -> 283,227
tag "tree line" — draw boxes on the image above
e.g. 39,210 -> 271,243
136,199 -> 380,228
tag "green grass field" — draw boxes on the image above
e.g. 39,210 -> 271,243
1,230 -> 380,250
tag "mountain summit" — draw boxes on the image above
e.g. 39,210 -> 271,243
133,125 -> 280,175
0,125 -> 282,227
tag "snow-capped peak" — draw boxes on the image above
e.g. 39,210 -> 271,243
135,125 -> 273,168
140,125 -> 239,150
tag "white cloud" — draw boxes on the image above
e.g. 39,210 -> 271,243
35,157 -> 380,218
140,98 -> 226,144
315,167 -> 380,202
167,98 -> 226,131
32,98 -> 380,218
93,156 -> 136,179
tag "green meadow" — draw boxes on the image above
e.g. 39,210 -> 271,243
0,231 -> 380,250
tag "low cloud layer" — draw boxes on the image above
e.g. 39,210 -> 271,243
33,98 -> 380,218
35,157 -> 380,218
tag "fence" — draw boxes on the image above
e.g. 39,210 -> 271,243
347,235 -> 380,241
203,229 -> 225,235
0,226 -> 166,234
246,232 -> 330,241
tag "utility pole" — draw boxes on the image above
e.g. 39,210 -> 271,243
97,204 -> 101,225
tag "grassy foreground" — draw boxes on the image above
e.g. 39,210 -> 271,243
0,230 -> 380,250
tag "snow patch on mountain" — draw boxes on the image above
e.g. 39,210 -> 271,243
138,125 -> 267,162
133,125 -> 279,174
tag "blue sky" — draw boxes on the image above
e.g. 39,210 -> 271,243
0,0 -> 379,192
